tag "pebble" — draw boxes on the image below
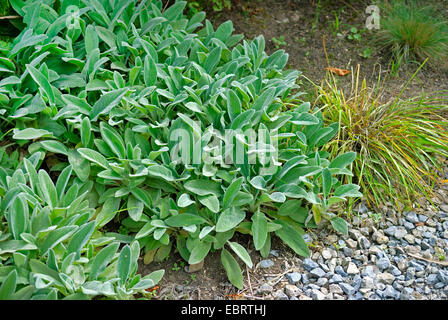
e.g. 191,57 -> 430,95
339,283 -> 356,296
259,259 -> 275,268
303,258 -> 319,271
329,284 -> 343,295
377,272 -> 395,285
310,268 -> 326,278
405,211 -> 420,223
286,272 -> 302,284
285,285 -> 300,297
258,283 -> 273,294
347,262 -> 359,275
376,257 -> 391,271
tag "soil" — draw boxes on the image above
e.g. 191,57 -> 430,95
138,0 -> 448,300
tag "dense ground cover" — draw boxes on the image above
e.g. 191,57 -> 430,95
1,0 -> 448,300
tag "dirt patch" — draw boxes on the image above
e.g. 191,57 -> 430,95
137,232 -> 323,300
207,0 -> 448,100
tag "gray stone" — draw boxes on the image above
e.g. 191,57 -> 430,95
389,266 -> 402,277
258,283 -> 274,294
311,289 -> 326,300
273,289 -> 289,300
329,284 -> 343,295
359,236 -> 371,249
346,262 -> 359,275
437,270 -> 448,284
339,283 -> 356,296
376,257 -> 391,271
383,285 -> 399,299
303,258 -> 319,271
286,272 -> 302,284
317,277 -> 328,287
427,274 -> 439,285
418,215 -> 428,223
329,274 -> 344,284
404,234 -> 415,244
269,250 -> 279,257
362,266 -> 376,278
310,268 -> 326,278
394,228 -> 407,239
321,249 -> 332,260
351,275 -> 362,291
405,211 -> 419,223
335,265 -> 348,277
259,259 -> 275,268
377,272 -> 395,285
285,284 -> 300,297
301,274 -> 309,285
403,221 -> 415,231
362,276 -> 375,290
384,226 -> 397,237
346,239 -> 358,249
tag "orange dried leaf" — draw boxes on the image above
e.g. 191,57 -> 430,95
441,179 -> 448,184
326,67 -> 350,76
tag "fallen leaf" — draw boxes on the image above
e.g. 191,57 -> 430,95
326,67 -> 350,76
415,222 -> 425,227
441,179 -> 448,184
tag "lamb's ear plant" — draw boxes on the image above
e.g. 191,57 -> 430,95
0,0 -> 361,293
0,159 -> 164,300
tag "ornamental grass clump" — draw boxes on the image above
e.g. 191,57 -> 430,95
376,0 -> 448,67
0,0 -> 361,297
317,66 -> 448,210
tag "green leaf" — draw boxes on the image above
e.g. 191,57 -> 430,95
38,170 -> 58,208
274,220 -> 310,257
329,152 -> 356,169
66,221 -> 96,259
10,196 -> 28,240
227,89 -> 241,121
0,270 -> 17,300
90,88 -> 128,121
96,197 -> 121,228
40,226 -> 78,256
55,165 -> 73,200
13,128 -> 52,140
330,217 -> 348,236
221,249 -> 243,289
99,122 -> 126,158
198,195 -> 219,213
204,46 -> 222,74
165,214 -> 206,227
223,177 -> 244,209
85,24 -> 99,55
40,140 -> 69,156
81,117 -> 92,147
188,240 -> 211,264
127,195 -> 144,221
228,241 -> 253,268
177,193 -> 195,208
26,64 -> 55,104
117,245 -> 131,286
68,150 -> 90,182
216,207 -> 246,233
144,54 -> 157,86
78,148 -> 110,169
184,180 -> 221,197
333,184 -> 363,198
251,210 -> 267,250
135,222 -> 156,239
322,168 -> 332,198
89,242 -> 120,280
